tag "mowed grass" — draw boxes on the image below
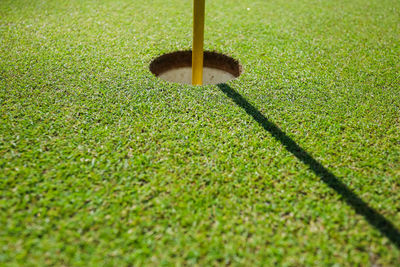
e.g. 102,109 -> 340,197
1,0 -> 399,265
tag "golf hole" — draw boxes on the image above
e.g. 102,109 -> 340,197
150,51 -> 242,85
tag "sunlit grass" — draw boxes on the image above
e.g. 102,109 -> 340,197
1,0 -> 399,265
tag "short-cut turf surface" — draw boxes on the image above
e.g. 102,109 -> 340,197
1,0 -> 400,265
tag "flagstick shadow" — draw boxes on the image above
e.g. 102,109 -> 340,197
217,83 -> 400,248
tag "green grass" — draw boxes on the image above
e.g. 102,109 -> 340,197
1,0 -> 400,265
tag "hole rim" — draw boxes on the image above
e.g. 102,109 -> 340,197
149,50 -> 242,85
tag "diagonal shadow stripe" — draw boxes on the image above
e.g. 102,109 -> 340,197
217,83 -> 400,248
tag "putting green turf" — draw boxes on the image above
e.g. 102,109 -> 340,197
1,0 -> 400,265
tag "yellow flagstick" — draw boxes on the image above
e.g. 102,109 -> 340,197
192,0 -> 205,85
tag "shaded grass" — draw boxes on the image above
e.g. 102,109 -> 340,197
1,0 -> 400,265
